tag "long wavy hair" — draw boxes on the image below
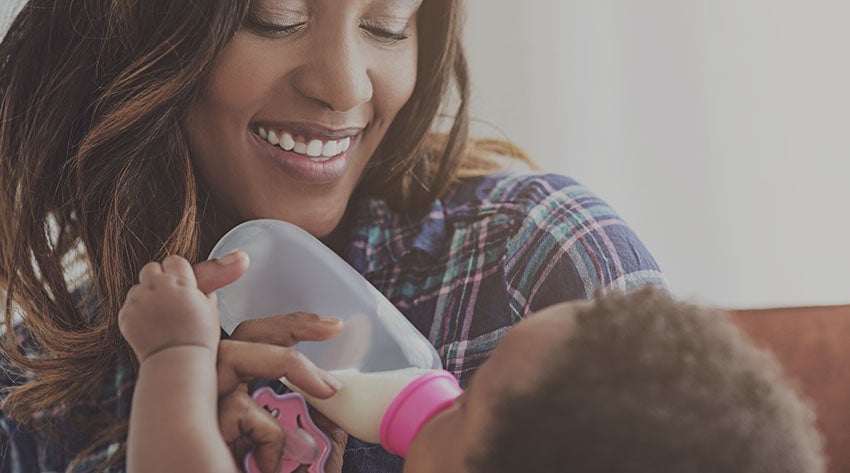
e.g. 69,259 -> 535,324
0,0 -> 534,469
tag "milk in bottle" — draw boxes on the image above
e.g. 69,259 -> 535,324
209,219 -> 463,456
285,367 -> 433,444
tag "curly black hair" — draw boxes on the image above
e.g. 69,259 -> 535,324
468,287 -> 824,473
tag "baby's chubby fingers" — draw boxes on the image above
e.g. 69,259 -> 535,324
137,261 -> 163,285
161,254 -> 198,287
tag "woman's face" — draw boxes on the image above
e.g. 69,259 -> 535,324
188,0 -> 420,239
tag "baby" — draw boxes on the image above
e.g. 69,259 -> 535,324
119,255 -> 824,473
404,286 -> 825,473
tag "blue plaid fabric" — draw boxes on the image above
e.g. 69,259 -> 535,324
1,172 -> 664,472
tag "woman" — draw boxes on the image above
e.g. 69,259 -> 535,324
0,1 -> 664,472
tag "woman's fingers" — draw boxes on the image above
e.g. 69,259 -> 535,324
306,408 -> 348,473
231,312 -> 343,347
193,250 -> 250,294
219,386 -> 284,473
217,340 -> 341,399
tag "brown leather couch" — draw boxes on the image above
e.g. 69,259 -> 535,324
731,304 -> 850,473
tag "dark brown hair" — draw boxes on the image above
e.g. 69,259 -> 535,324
470,287 -> 825,473
0,0 -> 532,469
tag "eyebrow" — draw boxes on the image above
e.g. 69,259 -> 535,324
366,0 -> 423,15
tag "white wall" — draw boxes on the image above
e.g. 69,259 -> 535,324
0,1 -> 23,36
3,1 -> 848,308
466,0 -> 850,308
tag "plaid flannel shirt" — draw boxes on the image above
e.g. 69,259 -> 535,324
1,172 -> 664,473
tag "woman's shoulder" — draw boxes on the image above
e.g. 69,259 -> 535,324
0,287 -> 133,418
448,171 -> 665,300
0,282 -> 98,387
441,171 -> 659,267
0,323 -> 132,471
444,171 -> 608,221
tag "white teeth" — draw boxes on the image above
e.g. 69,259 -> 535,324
267,130 -> 280,146
322,140 -> 338,157
306,140 -> 323,157
280,133 -> 295,151
257,126 -> 355,160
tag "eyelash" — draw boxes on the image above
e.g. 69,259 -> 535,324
244,17 -> 306,37
362,25 -> 410,44
244,17 -> 409,44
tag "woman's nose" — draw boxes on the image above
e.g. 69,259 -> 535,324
292,37 -> 374,113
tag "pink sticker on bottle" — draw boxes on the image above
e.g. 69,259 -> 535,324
245,387 -> 331,473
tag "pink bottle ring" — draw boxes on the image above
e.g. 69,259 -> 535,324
379,370 -> 463,457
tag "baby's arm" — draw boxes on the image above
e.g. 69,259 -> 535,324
119,255 -> 239,473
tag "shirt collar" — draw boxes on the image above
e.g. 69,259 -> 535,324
342,193 -> 448,274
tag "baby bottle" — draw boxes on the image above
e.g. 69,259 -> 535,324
208,219 -> 463,457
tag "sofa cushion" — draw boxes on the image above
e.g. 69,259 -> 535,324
732,305 -> 850,473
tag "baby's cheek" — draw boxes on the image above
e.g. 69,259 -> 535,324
404,408 -> 469,473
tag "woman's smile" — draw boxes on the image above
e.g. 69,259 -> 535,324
248,124 -> 363,185
186,0 -> 419,238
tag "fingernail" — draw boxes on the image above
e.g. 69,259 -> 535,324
282,427 -> 320,464
217,250 -> 242,265
320,371 -> 343,392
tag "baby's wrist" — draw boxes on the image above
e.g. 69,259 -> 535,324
138,343 -> 217,366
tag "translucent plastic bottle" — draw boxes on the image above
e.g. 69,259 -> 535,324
209,219 -> 463,456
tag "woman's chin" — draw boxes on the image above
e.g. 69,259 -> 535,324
258,210 -> 345,240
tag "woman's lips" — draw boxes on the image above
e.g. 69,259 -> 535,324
249,128 -> 359,185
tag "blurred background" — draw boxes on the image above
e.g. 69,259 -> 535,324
2,1 -> 848,308
466,0 -> 850,309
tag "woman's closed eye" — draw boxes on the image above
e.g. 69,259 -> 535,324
360,22 -> 410,44
243,2 -> 310,38
243,15 -> 307,37
242,17 -> 409,45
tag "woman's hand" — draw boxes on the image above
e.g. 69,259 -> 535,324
215,337 -> 343,472
193,253 -> 349,473
300,409 -> 348,473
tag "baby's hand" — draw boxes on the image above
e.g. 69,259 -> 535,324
118,255 -> 220,363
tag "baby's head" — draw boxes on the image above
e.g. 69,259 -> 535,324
404,287 -> 824,473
